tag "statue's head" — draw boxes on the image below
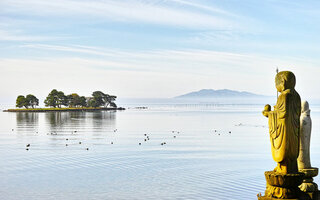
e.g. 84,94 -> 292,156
275,71 -> 296,92
301,100 -> 310,113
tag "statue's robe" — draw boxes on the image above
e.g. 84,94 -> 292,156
268,89 -> 301,173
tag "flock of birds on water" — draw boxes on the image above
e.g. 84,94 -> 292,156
9,128 -> 233,152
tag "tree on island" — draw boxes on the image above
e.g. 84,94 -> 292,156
26,94 -> 39,108
67,93 -> 87,107
16,95 -> 28,108
44,89 -> 68,108
88,91 -> 117,108
15,89 -> 118,109
79,96 -> 87,107
16,94 -> 39,109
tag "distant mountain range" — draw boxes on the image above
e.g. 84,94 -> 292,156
175,89 -> 267,98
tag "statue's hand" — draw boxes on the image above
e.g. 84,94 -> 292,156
262,104 -> 271,117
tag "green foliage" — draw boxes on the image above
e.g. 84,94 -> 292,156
109,102 -> 117,108
67,93 -> 87,107
88,98 -> 98,108
91,91 -> 105,107
57,91 -> 68,107
67,93 -> 80,107
16,95 -> 28,108
16,94 -> 39,108
90,91 -> 117,108
79,96 -> 87,107
26,94 -> 39,108
20,89 -> 117,109
44,89 -> 67,108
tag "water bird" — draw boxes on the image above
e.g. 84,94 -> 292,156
161,143 -> 164,145
218,134 -> 220,136
79,142 -> 82,144
26,144 -> 30,147
66,144 -> 68,146
173,136 -> 176,138
229,131 -> 231,134
26,148 -> 29,151
86,148 -> 89,150
111,142 -> 113,144
74,131 -> 77,133
164,142 -> 166,144
12,129 -> 14,131
144,139 -> 147,142
144,134 -> 147,136
66,138 -> 68,141
139,143 -> 141,145
214,130 -> 217,132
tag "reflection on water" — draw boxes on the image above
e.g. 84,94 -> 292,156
46,112 -> 70,128
91,110 -> 116,128
42,111 -> 116,131
16,112 -> 39,134
16,112 -> 39,126
0,106 -> 319,200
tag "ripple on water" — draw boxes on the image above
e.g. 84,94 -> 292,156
1,108 -> 317,200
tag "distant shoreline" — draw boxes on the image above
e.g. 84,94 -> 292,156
3,107 -> 125,112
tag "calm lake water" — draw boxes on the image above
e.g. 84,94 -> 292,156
0,100 -> 320,200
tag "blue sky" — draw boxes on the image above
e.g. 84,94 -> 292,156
1,0 -> 320,102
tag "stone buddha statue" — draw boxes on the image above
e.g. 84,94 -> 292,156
298,100 -> 312,169
262,71 -> 301,174
297,101 -> 319,196
258,71 -> 319,200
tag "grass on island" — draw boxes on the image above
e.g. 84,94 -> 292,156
5,107 -> 122,112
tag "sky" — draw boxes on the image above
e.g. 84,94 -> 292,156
1,0 -> 320,103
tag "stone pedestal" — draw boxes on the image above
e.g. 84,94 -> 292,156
299,168 -> 319,199
258,171 -> 307,200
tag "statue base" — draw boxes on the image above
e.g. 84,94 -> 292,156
258,197 -> 300,200
299,168 -> 319,193
307,191 -> 320,200
258,171 -> 305,199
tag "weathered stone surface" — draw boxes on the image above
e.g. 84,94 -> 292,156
298,101 -> 312,169
265,171 -> 304,188
258,71 -> 316,200
262,71 -> 301,174
263,171 -> 304,199
299,168 -> 319,193
296,101 -> 319,194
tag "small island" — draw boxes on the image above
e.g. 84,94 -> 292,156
4,89 -> 125,112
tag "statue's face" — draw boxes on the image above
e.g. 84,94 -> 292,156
276,83 -> 282,92
275,76 -> 284,92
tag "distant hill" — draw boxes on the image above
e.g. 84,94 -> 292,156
175,89 -> 267,98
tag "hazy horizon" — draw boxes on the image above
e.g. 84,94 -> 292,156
1,0 -> 320,101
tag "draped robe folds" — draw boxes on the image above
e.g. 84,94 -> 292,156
268,89 -> 301,173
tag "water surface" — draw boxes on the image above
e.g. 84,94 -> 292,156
0,103 -> 319,200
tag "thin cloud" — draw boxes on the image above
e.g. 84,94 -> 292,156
0,30 -> 63,42
1,0 -> 237,29
17,43 -> 320,78
169,0 -> 236,17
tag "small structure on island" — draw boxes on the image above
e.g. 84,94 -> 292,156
258,71 -> 319,200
